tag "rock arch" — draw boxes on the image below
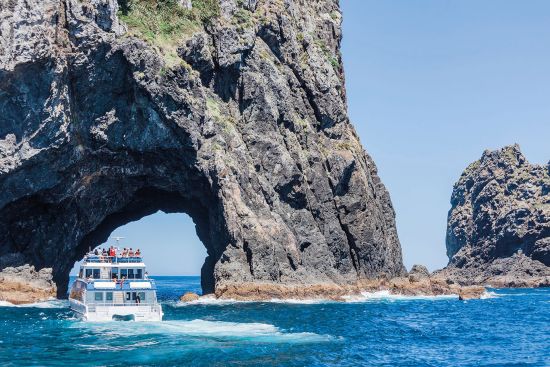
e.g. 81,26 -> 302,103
0,0 -> 405,299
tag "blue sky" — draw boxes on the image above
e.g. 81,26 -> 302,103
73,1 -> 550,275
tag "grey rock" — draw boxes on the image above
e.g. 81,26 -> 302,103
0,0 -> 405,298
408,264 -> 429,282
442,145 -> 550,286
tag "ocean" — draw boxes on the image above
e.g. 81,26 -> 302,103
0,276 -> 548,366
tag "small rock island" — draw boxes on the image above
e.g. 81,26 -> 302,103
439,145 -> 549,287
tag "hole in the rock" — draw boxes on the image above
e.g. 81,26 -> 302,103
69,211 -> 207,297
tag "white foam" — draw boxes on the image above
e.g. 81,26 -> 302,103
0,299 -> 67,308
342,290 -> 458,302
480,291 -> 500,299
267,298 -> 331,304
71,319 -> 333,343
174,295 -> 331,306
173,294 -> 245,306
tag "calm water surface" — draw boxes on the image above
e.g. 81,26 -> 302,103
0,276 -> 548,366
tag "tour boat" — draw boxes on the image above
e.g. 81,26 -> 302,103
69,240 -> 163,322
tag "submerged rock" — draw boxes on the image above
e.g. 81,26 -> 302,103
441,145 -> 550,287
0,0 -> 405,299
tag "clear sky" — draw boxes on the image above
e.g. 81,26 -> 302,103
73,1 -> 550,275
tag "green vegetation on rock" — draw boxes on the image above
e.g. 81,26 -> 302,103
118,0 -> 219,66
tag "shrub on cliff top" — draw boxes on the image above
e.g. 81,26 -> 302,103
118,0 -> 219,58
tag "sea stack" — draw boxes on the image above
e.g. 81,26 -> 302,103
0,0 -> 406,300
440,145 -> 550,287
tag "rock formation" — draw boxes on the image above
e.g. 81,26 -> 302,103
0,0 -> 406,300
211,276 -> 486,301
0,263 -> 56,304
440,145 -> 550,287
179,291 -> 200,303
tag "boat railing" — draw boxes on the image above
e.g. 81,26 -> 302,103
85,279 -> 156,290
88,303 -> 161,312
92,302 -> 158,307
84,255 -> 143,263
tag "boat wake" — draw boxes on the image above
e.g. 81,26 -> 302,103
70,319 -> 334,343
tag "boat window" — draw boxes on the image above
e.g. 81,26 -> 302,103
136,269 -> 143,279
94,292 -> 103,301
128,269 -> 135,279
92,269 -> 100,279
138,292 -> 146,301
132,292 -> 137,300
106,292 -> 113,301
79,269 -> 83,278
111,268 -> 119,279
85,269 -> 93,278
120,269 -> 128,279
125,292 -> 131,301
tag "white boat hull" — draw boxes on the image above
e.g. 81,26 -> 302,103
70,299 -> 163,322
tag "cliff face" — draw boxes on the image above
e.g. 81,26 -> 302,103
0,0 -> 405,298
442,145 -> 550,287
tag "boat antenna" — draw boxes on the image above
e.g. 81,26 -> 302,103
111,236 -> 125,247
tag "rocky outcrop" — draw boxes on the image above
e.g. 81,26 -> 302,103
0,0 -> 405,300
179,291 -> 200,303
408,264 -> 430,282
442,145 -> 550,287
0,264 -> 56,304
213,276 -> 485,301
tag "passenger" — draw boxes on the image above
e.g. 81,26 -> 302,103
128,248 -> 134,257
135,249 -> 141,257
109,246 -> 115,257
94,248 -> 99,256
136,294 -> 141,304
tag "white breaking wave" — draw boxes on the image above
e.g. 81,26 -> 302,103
267,298 -> 331,304
172,295 -> 246,306
342,290 -> 458,302
480,291 -> 500,299
173,295 -> 332,306
72,319 -> 334,343
0,299 -> 68,308
173,291 -> 483,306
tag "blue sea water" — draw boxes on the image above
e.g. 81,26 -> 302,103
0,276 -> 548,366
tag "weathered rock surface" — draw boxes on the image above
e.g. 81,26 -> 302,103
408,264 -> 430,282
214,276 -> 485,301
0,264 -> 56,304
179,291 -> 200,303
0,0 -> 406,300
441,145 -> 550,287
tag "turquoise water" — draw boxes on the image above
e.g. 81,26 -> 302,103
0,276 -> 548,366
